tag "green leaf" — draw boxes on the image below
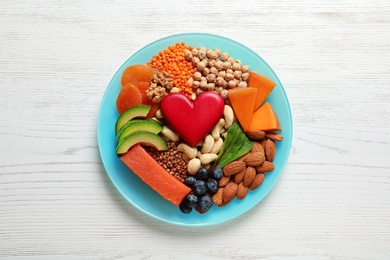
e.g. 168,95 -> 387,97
216,122 -> 253,168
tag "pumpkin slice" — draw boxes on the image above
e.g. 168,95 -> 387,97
248,102 -> 281,132
247,72 -> 276,111
228,87 -> 257,132
120,144 -> 191,206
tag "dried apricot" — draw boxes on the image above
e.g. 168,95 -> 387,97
116,83 -> 142,114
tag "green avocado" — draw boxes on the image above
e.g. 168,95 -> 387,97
115,105 -> 151,134
116,131 -> 168,155
116,119 -> 163,146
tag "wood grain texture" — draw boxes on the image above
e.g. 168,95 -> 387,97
1,0 -> 389,259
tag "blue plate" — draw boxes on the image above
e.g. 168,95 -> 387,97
97,33 -> 292,226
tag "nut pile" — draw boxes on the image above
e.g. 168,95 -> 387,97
211,130 -> 283,206
146,72 -> 174,103
185,47 -> 251,99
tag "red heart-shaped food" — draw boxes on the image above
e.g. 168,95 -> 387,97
160,92 -> 225,147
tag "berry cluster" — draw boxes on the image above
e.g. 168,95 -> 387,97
179,167 -> 223,214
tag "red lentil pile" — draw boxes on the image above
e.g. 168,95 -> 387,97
148,42 -> 195,97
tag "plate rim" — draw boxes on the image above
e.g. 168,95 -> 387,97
97,32 -> 293,227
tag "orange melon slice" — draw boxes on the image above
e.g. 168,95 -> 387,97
248,102 -> 281,132
120,144 -> 191,206
228,87 -> 257,132
247,72 -> 276,111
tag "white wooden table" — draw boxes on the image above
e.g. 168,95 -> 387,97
1,1 -> 389,259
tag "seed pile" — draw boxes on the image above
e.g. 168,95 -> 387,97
145,142 -> 188,182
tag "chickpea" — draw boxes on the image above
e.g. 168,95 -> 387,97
198,48 -> 206,59
208,50 -> 218,60
227,57 -> 235,64
191,48 -> 199,57
222,80 -> 228,89
221,89 -> 228,99
214,48 -> 221,57
202,67 -> 210,77
192,57 -> 200,66
207,83 -> 215,91
233,70 -> 242,79
206,73 -> 216,83
193,80 -> 200,88
184,49 -> 193,61
210,67 -> 218,75
241,72 -> 250,81
232,62 -> 241,71
217,70 -> 226,78
241,65 -> 250,73
197,62 -> 206,71
208,60 -> 215,68
220,52 -> 229,61
193,71 -> 202,81
215,76 -> 225,86
225,72 -> 234,81
238,81 -> 247,88
223,61 -> 232,70
196,88 -> 204,95
228,80 -> 237,88
199,80 -> 208,90
214,60 -> 224,70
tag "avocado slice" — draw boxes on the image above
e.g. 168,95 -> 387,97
115,105 -> 151,134
116,131 -> 168,155
116,119 -> 163,146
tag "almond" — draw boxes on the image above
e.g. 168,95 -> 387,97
265,139 -> 276,162
246,130 -> 265,140
220,198 -> 232,206
261,139 -> 267,149
266,132 -> 283,142
212,188 -> 224,206
249,173 -> 265,190
256,161 -> 275,173
219,175 -> 231,187
234,167 -> 246,183
243,166 -> 256,187
251,142 -> 264,154
222,181 -> 238,202
237,182 -> 249,200
223,161 -> 246,176
237,152 -> 251,162
243,152 -> 265,166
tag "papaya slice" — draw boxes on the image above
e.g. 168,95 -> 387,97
248,102 -> 281,132
247,72 -> 276,111
227,87 -> 257,132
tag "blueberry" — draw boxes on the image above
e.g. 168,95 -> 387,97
193,180 -> 207,195
211,167 -> 223,180
197,195 -> 213,212
197,168 -> 209,180
184,176 -> 197,187
184,194 -> 198,208
179,201 -> 192,214
206,178 -> 219,194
